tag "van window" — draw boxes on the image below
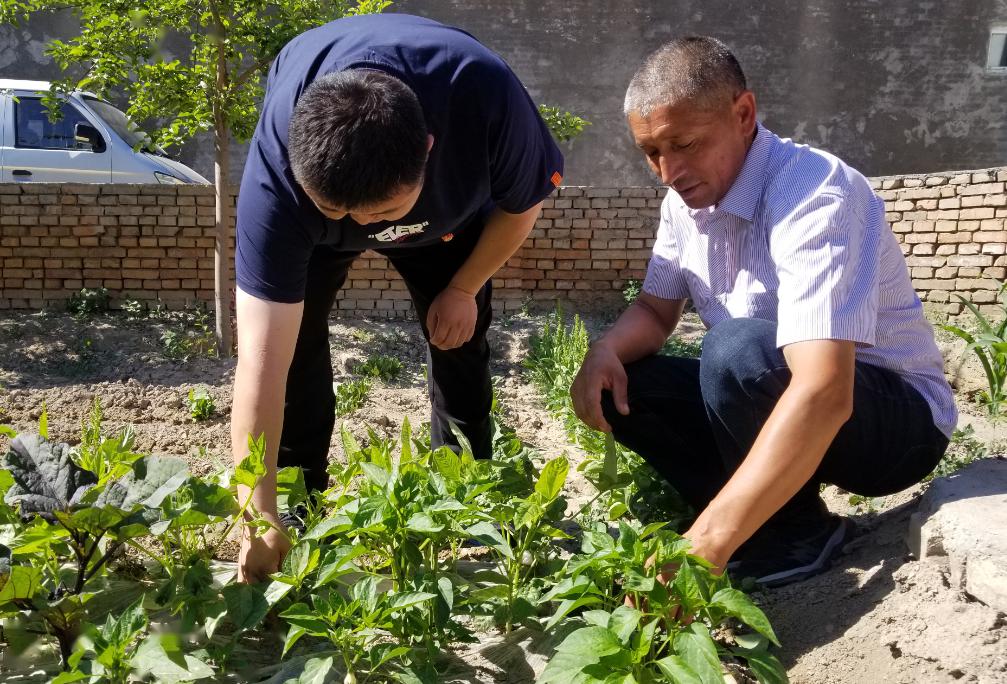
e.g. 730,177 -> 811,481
84,96 -> 163,155
15,98 -> 94,150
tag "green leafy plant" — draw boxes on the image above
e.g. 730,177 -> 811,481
622,279 -> 642,304
539,104 -> 591,143
160,308 -> 217,361
350,328 -> 375,344
118,297 -> 148,320
186,387 -> 217,422
67,287 -> 110,319
470,455 -> 572,633
525,307 -> 692,526
334,379 -> 371,416
662,336 -> 703,358
540,521 -> 787,684
358,354 -> 404,382
925,424 -> 989,482
0,419 -> 272,678
942,283 -> 1007,417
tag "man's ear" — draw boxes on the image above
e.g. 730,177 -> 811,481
427,134 -> 435,152
733,90 -> 758,136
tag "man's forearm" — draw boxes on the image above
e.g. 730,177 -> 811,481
593,295 -> 686,365
448,204 -> 542,295
231,361 -> 286,518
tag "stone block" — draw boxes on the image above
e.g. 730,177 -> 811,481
907,459 -> 1007,612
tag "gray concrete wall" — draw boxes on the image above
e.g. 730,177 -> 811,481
3,1 -> 1007,185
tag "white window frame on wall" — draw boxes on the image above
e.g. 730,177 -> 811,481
989,26 -> 1007,72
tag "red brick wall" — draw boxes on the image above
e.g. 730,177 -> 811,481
1,170 -> 1005,317
0,183 -> 233,310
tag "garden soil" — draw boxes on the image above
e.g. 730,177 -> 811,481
0,309 -> 1004,684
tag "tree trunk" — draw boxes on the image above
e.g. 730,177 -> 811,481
213,26 -> 233,357
214,125 -> 233,357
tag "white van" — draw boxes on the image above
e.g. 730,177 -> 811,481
0,79 -> 209,184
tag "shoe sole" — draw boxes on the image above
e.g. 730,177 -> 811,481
751,518 -> 848,588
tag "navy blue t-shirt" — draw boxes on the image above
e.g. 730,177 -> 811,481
235,14 -> 564,303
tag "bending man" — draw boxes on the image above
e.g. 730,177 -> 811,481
232,14 -> 563,582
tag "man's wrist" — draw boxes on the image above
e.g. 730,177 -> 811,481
447,280 -> 479,297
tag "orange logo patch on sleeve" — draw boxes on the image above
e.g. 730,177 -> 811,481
550,171 -> 563,187
441,232 -> 454,242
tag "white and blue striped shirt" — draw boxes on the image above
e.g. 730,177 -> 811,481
644,124 -> 957,437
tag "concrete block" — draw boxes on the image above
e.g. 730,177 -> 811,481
907,459 -> 1007,612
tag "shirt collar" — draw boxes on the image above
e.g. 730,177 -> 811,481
701,122 -> 773,223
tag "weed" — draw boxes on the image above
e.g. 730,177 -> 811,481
67,287 -> 110,319
661,336 -> 703,358
524,307 -> 693,527
186,388 -> 217,422
925,424 -> 989,482
350,328 -> 375,344
334,379 -> 371,416
847,493 -> 884,514
358,355 -> 403,382
622,279 -> 642,304
119,296 -> 148,320
160,307 -> 216,361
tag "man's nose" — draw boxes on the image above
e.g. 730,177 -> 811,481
351,213 -> 378,225
658,154 -> 685,186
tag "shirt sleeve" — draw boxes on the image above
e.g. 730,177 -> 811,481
480,64 -> 565,214
234,138 -> 319,304
643,192 -> 690,300
769,190 -> 880,348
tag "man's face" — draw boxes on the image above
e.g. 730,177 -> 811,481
627,91 -> 757,209
305,182 -> 423,225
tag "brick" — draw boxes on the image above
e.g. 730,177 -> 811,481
946,255 -> 993,267
960,207 -> 995,220
960,182 -> 1004,197
906,256 -> 946,267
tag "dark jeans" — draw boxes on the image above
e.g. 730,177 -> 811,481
602,317 -> 950,525
279,226 -> 494,493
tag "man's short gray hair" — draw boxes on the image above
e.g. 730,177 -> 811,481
624,36 -> 747,117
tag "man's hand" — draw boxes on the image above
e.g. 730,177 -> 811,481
238,515 -> 291,584
427,285 -> 478,350
571,343 -> 630,432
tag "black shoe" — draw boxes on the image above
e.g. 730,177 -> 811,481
727,514 -> 849,588
279,504 -> 308,537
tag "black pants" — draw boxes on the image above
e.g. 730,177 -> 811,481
279,227 -> 494,493
602,317 -> 950,525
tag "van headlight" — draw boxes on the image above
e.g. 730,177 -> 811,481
154,172 -> 185,184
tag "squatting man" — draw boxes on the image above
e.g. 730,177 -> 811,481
571,36 -> 955,586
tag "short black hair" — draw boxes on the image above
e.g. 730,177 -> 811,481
624,36 -> 747,116
288,69 -> 428,209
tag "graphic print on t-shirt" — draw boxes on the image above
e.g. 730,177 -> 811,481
368,220 -> 431,243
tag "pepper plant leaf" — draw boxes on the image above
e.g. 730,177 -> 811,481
710,588 -> 780,646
